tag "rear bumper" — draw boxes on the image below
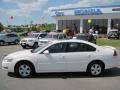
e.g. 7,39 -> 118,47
105,57 -> 119,69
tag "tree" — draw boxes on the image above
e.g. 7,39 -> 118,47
0,22 -> 4,32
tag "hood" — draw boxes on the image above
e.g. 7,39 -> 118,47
22,37 -> 37,41
5,50 -> 33,59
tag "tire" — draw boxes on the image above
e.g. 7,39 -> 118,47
22,45 -> 27,49
14,39 -> 19,45
0,40 -> 5,46
15,62 -> 35,78
33,42 -> 38,49
87,62 -> 104,77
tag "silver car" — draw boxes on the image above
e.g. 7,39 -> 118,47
0,33 -> 20,46
38,32 -> 67,46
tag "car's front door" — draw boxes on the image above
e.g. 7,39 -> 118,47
65,42 -> 96,72
5,34 -> 12,42
37,42 -> 67,72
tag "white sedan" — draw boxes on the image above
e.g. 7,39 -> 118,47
2,40 -> 118,78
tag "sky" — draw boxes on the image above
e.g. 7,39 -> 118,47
0,0 -> 120,25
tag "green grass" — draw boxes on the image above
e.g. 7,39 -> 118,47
97,38 -> 120,47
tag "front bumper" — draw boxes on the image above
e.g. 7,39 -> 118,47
2,61 -> 15,73
20,42 -> 34,47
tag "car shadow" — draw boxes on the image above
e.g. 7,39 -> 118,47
8,67 -> 120,79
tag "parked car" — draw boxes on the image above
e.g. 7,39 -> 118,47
20,33 -> 47,49
73,33 -> 96,44
107,29 -> 120,39
2,40 -> 118,78
0,33 -> 20,46
38,32 -> 67,46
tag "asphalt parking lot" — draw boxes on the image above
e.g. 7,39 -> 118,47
0,45 -> 120,90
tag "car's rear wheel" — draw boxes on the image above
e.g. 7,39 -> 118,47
0,40 -> 5,46
87,62 -> 104,77
22,45 -> 27,49
15,62 -> 34,78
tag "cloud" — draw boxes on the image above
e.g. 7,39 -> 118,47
45,0 -> 120,13
2,0 -> 48,17
0,8 -> 6,16
3,0 -> 38,4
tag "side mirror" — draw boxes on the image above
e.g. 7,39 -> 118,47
43,50 -> 49,54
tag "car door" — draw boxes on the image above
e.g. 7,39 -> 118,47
37,42 -> 67,72
65,42 -> 96,72
5,34 -> 12,42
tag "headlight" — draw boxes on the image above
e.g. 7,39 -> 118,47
3,58 -> 14,62
28,40 -> 34,42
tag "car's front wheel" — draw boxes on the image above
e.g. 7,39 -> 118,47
33,42 -> 38,49
87,62 -> 104,77
15,62 -> 35,78
14,39 -> 19,45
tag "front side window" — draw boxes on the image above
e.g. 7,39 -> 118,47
47,43 -> 66,53
66,42 -> 96,52
39,34 -> 47,38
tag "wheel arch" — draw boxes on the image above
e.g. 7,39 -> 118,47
14,60 -> 36,73
87,60 -> 105,71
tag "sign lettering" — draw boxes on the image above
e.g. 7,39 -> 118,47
74,8 -> 102,15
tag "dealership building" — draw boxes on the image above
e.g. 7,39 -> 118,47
51,5 -> 120,34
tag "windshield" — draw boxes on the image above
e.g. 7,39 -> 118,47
45,34 -> 59,39
28,34 -> 39,38
31,43 -> 49,53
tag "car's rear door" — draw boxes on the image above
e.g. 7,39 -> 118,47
65,42 -> 96,72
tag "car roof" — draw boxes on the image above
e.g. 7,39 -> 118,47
75,33 -> 88,36
51,39 -> 98,47
48,32 -> 64,35
32,33 -> 46,35
0,33 -> 16,35
109,29 -> 118,31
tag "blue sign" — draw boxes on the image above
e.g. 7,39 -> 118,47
74,8 -> 102,15
55,11 -> 64,16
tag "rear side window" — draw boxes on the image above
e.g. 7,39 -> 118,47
66,42 -> 96,52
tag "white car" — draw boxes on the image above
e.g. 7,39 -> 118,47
2,40 -> 118,78
20,33 -> 47,49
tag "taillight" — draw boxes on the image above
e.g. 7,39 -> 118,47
113,50 -> 117,56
